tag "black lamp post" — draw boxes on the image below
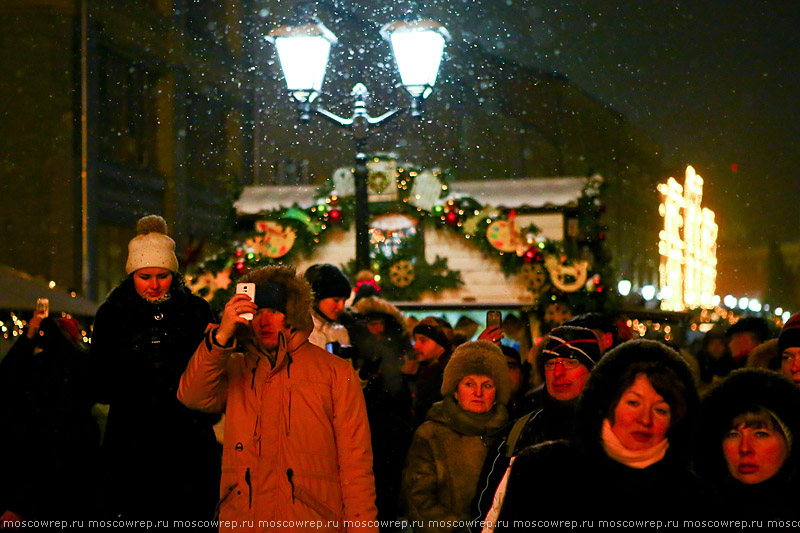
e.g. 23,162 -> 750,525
267,15 -> 449,272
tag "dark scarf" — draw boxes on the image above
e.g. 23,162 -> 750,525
427,395 -> 509,437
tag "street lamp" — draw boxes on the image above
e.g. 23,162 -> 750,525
267,13 -> 450,272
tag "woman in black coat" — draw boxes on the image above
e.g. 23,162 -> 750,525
498,340 -> 704,526
695,369 -> 800,519
92,215 -> 220,520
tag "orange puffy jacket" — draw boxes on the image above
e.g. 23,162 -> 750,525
179,326 -> 378,532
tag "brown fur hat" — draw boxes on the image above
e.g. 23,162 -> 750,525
238,265 -> 313,331
441,340 -> 511,406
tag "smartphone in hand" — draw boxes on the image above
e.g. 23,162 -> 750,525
486,310 -> 501,328
235,283 -> 256,321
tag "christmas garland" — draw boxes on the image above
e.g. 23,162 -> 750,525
188,155 -> 609,311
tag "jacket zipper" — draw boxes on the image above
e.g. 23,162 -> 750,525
286,468 -> 295,503
245,467 -> 252,509
251,366 -> 257,390
286,386 -> 292,436
286,348 -> 293,436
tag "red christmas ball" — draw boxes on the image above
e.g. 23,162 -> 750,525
523,247 -> 543,264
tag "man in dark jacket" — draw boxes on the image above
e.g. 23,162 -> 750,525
471,326 -> 600,528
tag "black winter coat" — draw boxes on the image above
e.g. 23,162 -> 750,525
471,386 -> 577,526
694,369 -> 800,519
347,297 -> 415,521
498,340 -> 706,526
497,440 -> 706,525
91,277 -> 220,520
0,319 -> 99,518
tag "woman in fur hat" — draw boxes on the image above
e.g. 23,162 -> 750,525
91,215 -> 220,521
497,340 -> 705,524
695,369 -> 800,518
401,341 -> 510,533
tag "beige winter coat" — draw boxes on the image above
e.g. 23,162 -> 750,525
179,325 -> 378,532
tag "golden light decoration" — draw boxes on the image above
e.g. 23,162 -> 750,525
657,166 -> 718,311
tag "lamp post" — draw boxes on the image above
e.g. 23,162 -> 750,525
267,13 -> 449,272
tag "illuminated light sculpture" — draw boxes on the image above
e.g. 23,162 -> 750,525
657,166 -> 718,311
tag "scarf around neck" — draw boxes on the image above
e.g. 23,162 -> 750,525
427,396 -> 509,437
601,418 -> 669,469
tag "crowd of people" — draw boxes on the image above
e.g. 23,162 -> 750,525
2,214 -> 800,531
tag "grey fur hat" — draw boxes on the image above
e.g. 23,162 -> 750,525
441,340 -> 511,406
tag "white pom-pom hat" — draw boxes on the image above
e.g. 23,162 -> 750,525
125,215 -> 179,274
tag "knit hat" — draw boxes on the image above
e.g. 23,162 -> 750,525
413,316 -> 454,352
540,326 -> 601,370
125,215 -> 179,274
441,340 -> 511,406
303,264 -> 352,302
564,312 -> 619,346
779,313 -> 800,354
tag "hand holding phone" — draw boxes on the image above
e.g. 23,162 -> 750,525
486,310 -> 501,328
235,283 -> 256,321
480,311 -> 504,345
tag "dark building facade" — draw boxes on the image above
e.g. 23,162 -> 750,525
0,0 -> 663,302
0,0 -> 252,299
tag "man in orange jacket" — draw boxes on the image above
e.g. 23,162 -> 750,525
179,265 -> 378,532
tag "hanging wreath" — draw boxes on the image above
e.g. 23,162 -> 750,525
389,260 -> 415,287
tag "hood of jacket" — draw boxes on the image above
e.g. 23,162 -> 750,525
237,266 -> 314,332
352,296 -> 408,332
695,368 -> 800,485
573,339 -> 698,464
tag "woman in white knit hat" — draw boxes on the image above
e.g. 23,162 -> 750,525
91,215 -> 220,522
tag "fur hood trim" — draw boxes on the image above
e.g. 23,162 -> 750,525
695,368 -> 800,483
238,266 -> 313,331
352,296 -> 407,331
574,339 -> 698,463
747,339 -> 780,371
